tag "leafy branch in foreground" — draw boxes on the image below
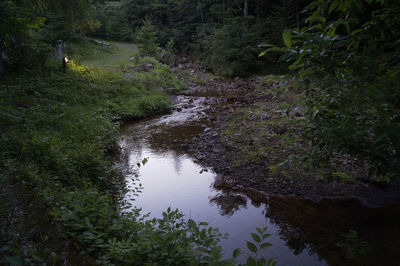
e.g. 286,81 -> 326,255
260,0 -> 400,180
232,226 -> 276,266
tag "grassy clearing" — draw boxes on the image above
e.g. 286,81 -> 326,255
68,39 -> 137,69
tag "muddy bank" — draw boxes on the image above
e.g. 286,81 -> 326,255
171,58 -> 400,207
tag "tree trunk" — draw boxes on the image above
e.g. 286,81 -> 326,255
0,40 -> 5,81
243,0 -> 248,38
198,0 -> 205,28
54,40 -> 66,73
62,57 -> 66,74
256,0 -> 259,23
295,0 -> 300,29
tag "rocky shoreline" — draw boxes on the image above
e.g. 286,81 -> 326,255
171,58 -> 400,207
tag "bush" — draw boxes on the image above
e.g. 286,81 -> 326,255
263,0 -> 400,179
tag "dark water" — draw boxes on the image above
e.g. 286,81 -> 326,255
119,93 -> 400,265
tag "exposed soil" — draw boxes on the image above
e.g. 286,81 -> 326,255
171,58 -> 400,207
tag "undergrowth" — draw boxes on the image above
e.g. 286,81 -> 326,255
1,40 -> 276,264
0,60 -> 219,264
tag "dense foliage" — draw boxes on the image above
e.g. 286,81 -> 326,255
86,0 -> 310,76
264,0 -> 400,179
89,1 -> 131,41
0,0 -> 100,79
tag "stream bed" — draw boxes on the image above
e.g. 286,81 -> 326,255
118,88 -> 400,265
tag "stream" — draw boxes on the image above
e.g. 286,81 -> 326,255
118,79 -> 400,265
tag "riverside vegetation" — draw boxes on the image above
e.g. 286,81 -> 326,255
0,31 -> 275,266
1,0 -> 399,265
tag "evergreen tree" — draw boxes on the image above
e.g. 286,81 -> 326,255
134,20 -> 159,57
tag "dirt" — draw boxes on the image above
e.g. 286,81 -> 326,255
171,58 -> 400,207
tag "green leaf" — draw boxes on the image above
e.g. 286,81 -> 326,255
257,257 -> 267,266
246,256 -> 257,266
267,257 -> 277,266
200,229 -> 206,239
246,241 -> 258,253
329,0 -> 339,14
251,233 -> 261,243
233,248 -> 241,258
262,233 -> 272,239
188,219 -> 196,228
282,29 -> 292,48
259,51 -> 267,57
256,227 -> 263,235
260,242 -> 273,250
351,29 -> 363,36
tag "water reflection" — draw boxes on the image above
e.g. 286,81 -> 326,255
119,119 -> 326,265
118,95 -> 400,266
209,191 -> 247,216
265,197 -> 400,266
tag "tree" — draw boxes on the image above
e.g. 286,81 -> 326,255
0,35 -> 5,80
0,0 -> 47,77
121,0 -> 309,75
134,19 -> 159,57
0,0 -> 96,77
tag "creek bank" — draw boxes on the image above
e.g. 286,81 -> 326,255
171,58 -> 400,207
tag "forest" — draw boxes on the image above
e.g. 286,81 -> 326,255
1,0 -> 399,265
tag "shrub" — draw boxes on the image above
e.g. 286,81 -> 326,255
263,0 -> 400,179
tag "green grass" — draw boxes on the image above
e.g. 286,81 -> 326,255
0,41 -> 200,264
68,39 -> 137,69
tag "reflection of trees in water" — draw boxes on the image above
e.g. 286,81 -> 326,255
264,198 -> 312,256
211,183 -> 400,266
209,187 -> 311,255
173,153 -> 182,175
209,191 -> 247,216
265,197 -> 400,266
210,183 -> 266,216
121,119 -> 400,266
